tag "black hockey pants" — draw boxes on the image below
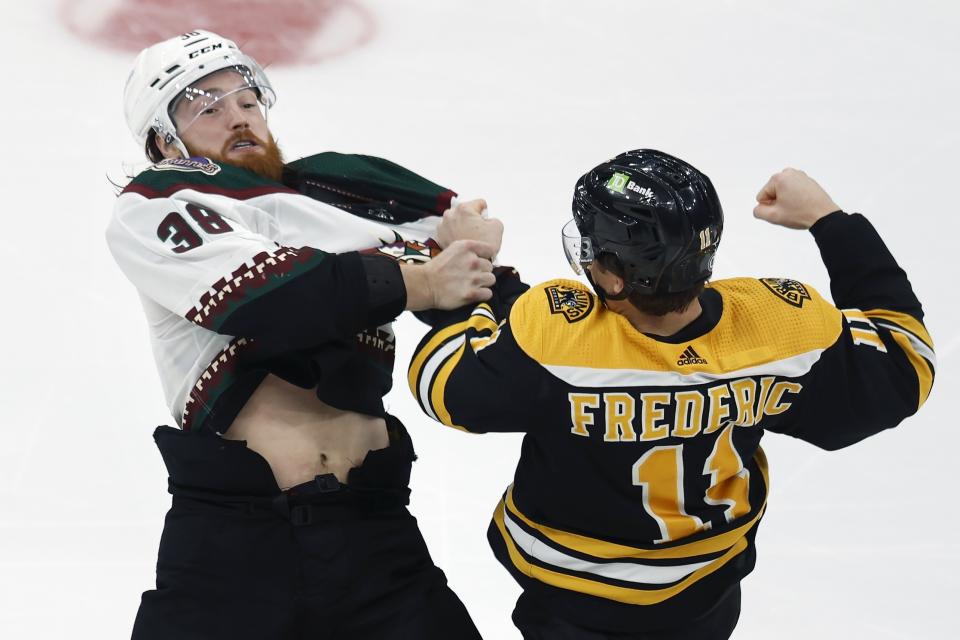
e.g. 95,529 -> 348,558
131,419 -> 482,640
512,586 -> 740,640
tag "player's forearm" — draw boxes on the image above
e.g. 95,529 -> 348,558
412,265 -> 529,329
811,211 -> 924,320
217,251 -> 405,349
399,263 -> 432,311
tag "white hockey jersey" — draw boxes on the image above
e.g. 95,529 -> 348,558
106,154 -> 450,432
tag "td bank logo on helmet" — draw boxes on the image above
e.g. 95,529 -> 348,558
606,172 -> 655,200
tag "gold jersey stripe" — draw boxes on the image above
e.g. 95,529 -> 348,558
842,309 -> 873,324
408,305 -> 497,402
432,341 -> 468,428
470,320 -> 504,353
863,308 -> 934,350
888,331 -> 935,409
511,279 -> 842,374
492,500 -> 750,605
502,449 -> 767,561
504,489 -> 764,561
470,333 -> 499,352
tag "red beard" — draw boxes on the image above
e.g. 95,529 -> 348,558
201,131 -> 286,183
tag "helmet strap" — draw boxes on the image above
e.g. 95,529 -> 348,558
161,132 -> 190,160
173,138 -> 190,159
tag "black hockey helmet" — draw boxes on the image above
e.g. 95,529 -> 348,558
565,149 -> 723,295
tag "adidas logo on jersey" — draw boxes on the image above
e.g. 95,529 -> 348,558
677,346 -> 708,366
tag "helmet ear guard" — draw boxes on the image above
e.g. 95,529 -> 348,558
561,219 -> 595,275
568,149 -> 723,296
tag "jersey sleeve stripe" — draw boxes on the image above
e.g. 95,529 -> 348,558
409,329 -> 465,404
187,247 -> 328,330
852,308 -> 936,408
887,330 -> 935,408
471,305 -> 497,323
470,324 -> 503,353
430,342 -> 468,428
408,306 -> 499,428
863,308 -> 934,350
841,308 -> 873,325
415,335 -> 466,422
407,305 -> 497,392
873,320 -> 937,366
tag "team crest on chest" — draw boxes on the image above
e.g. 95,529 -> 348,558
151,157 -> 222,176
546,285 -> 594,323
760,278 -> 811,308
368,232 -> 439,264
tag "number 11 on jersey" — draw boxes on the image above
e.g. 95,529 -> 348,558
632,425 -> 750,544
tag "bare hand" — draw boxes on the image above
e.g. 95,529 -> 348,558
436,198 -> 504,255
753,168 -> 840,230
402,240 -> 496,310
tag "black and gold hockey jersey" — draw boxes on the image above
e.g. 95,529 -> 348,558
408,212 -> 935,631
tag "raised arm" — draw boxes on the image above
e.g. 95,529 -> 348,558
754,169 -> 935,449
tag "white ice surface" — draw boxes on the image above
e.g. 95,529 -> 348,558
1,1 -> 958,638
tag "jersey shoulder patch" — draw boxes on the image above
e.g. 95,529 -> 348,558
509,277 -> 845,377
510,279 -> 610,365
709,278 -> 842,362
544,281 -> 595,323
758,277 -> 813,308
514,279 -> 597,322
150,157 -> 223,176
122,157 -> 295,200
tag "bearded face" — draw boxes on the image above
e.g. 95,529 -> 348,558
157,68 -> 286,182
200,128 -> 286,183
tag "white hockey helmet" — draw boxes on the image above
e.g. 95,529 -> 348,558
124,30 -> 276,158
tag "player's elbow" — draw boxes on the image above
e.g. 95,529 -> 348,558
798,418 -> 906,451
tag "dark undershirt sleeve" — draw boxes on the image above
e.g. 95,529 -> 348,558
217,251 -> 406,353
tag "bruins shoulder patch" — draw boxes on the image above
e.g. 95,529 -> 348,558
545,285 -> 594,323
760,278 -> 812,308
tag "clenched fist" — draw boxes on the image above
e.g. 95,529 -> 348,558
753,169 -> 840,230
437,198 -> 504,256
401,240 -> 497,311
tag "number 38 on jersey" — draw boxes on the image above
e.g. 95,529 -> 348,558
157,204 -> 233,253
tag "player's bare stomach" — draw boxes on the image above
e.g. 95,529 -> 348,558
225,374 -> 389,489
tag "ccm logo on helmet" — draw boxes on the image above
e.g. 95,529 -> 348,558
189,43 -> 224,58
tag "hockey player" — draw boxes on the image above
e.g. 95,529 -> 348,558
107,30 -> 502,639
409,150 -> 936,639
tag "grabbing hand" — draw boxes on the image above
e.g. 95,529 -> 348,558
437,198 -> 504,256
753,169 -> 840,230
402,240 -> 496,310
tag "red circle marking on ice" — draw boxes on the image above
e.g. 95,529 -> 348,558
59,0 -> 376,66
